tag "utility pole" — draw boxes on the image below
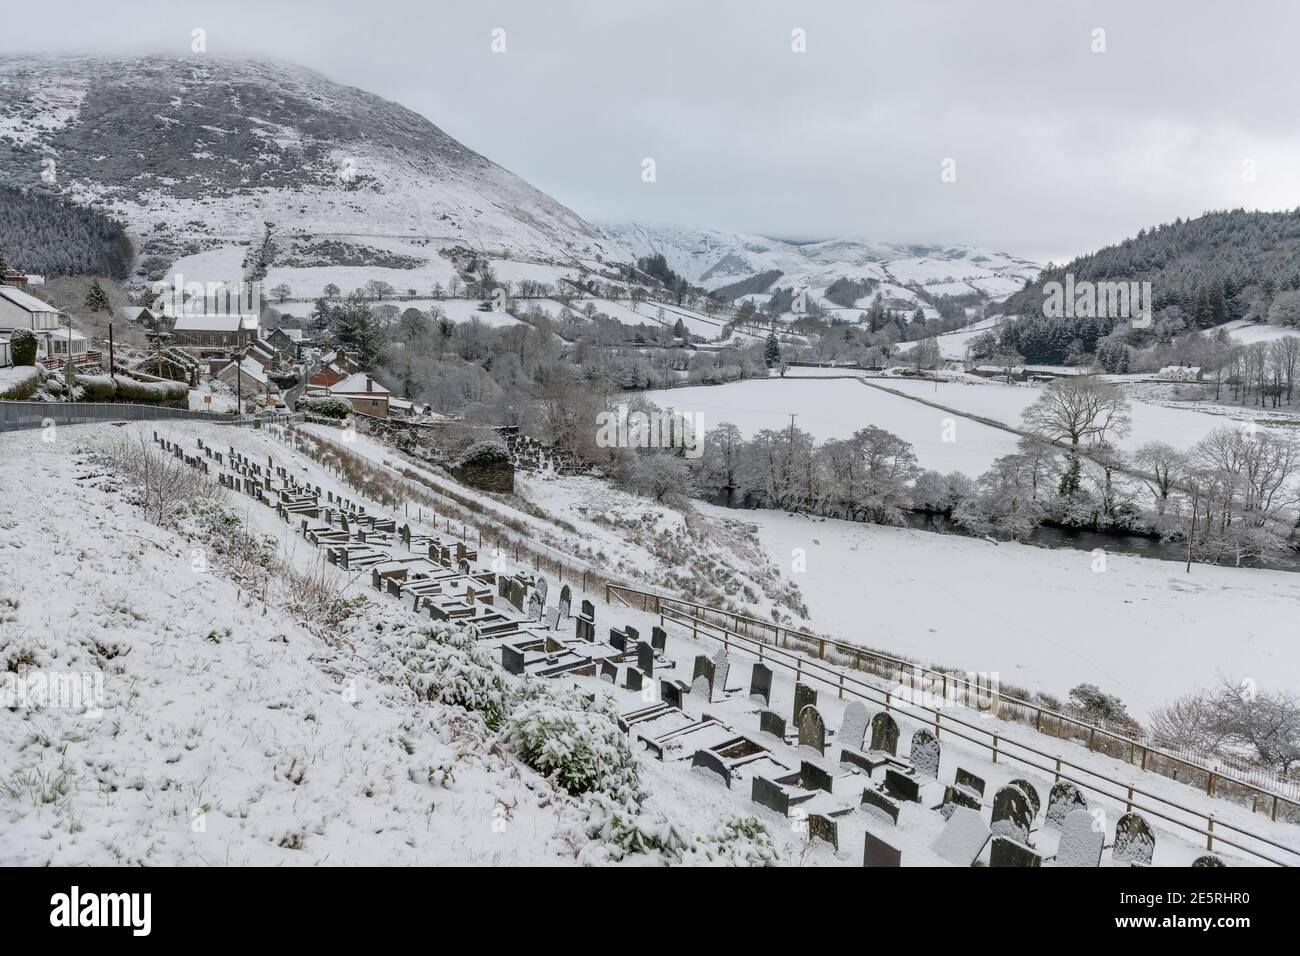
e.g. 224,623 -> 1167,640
108,322 -> 115,380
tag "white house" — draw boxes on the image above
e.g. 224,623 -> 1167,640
1157,365 -> 1202,382
323,372 -> 391,418
0,285 -> 62,334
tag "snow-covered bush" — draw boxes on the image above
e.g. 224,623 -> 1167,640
77,374 -> 116,401
115,377 -> 188,404
454,440 -> 511,470
9,329 -> 37,366
0,366 -> 40,400
298,397 -> 352,419
503,697 -> 640,803
571,795 -> 777,865
381,622 -> 511,729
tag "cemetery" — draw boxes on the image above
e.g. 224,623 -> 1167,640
143,421 -> 1300,868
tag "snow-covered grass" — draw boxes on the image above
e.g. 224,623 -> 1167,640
0,422 -> 811,866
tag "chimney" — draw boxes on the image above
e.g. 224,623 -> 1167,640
366,376 -> 373,392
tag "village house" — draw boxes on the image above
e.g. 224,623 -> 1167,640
0,284 -> 62,334
170,313 -> 260,351
214,356 -> 279,406
321,372 -> 391,418
266,326 -> 306,360
243,338 -> 283,372
1157,364 -> 1203,382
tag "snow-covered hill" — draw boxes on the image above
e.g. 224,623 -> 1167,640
0,55 -> 626,295
600,222 -> 1041,307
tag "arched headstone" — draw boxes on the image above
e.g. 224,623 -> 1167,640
1046,781 -> 1088,830
869,712 -> 899,755
792,683 -> 817,726
1008,778 -> 1041,820
527,591 -> 543,620
1192,854 -> 1225,867
458,558 -> 471,575
839,701 -> 870,752
1056,808 -> 1104,867
1112,812 -> 1156,865
797,705 -> 826,755
909,729 -> 940,779
990,785 -> 1032,843
534,576 -> 548,606
558,585 -> 572,617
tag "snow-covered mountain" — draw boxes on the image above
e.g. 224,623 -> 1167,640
600,221 -> 1041,304
0,55 -> 625,294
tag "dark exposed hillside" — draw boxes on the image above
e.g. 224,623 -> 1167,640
0,185 -> 133,278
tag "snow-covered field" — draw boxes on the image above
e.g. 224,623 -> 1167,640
643,373 -> 1283,479
709,505 -> 1300,721
643,376 -> 1022,473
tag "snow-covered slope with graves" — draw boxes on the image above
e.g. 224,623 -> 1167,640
0,55 -> 626,295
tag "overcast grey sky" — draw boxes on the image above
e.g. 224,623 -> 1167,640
4,0 -> 1298,262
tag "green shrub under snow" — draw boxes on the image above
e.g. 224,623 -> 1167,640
575,795 -> 777,865
0,366 -> 39,399
298,396 -> 352,419
503,697 -> 640,803
381,621 -> 512,729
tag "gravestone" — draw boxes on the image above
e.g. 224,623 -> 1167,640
797,705 -> 826,755
759,709 -> 786,739
909,729 -> 940,779
609,628 -> 629,652
863,831 -> 902,867
931,806 -> 991,867
1192,854 -> 1225,867
941,785 -> 982,819
884,768 -> 920,803
1046,781 -> 1089,830
800,764 -> 832,790
1112,812 -> 1156,865
839,701 -> 870,752
711,648 -> 730,693
544,607 -> 561,631
860,787 -> 901,826
1008,778 -> 1041,820
625,668 -> 643,693
749,663 -> 772,706
558,585 -> 572,618
1056,808 -> 1104,867
869,712 -> 900,755
651,626 -> 667,653
954,768 -> 986,798
691,655 -> 716,700
792,683 -> 817,726
990,785 -> 1033,843
660,679 -> 684,710
692,749 -> 730,788
581,599 -> 595,621
637,641 -> 655,676
808,814 -> 838,851
527,592 -> 543,620
989,836 -> 1042,868
575,616 -> 595,642
534,576 -> 548,607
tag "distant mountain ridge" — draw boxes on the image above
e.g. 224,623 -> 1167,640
0,54 -> 623,287
600,221 -> 1040,304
